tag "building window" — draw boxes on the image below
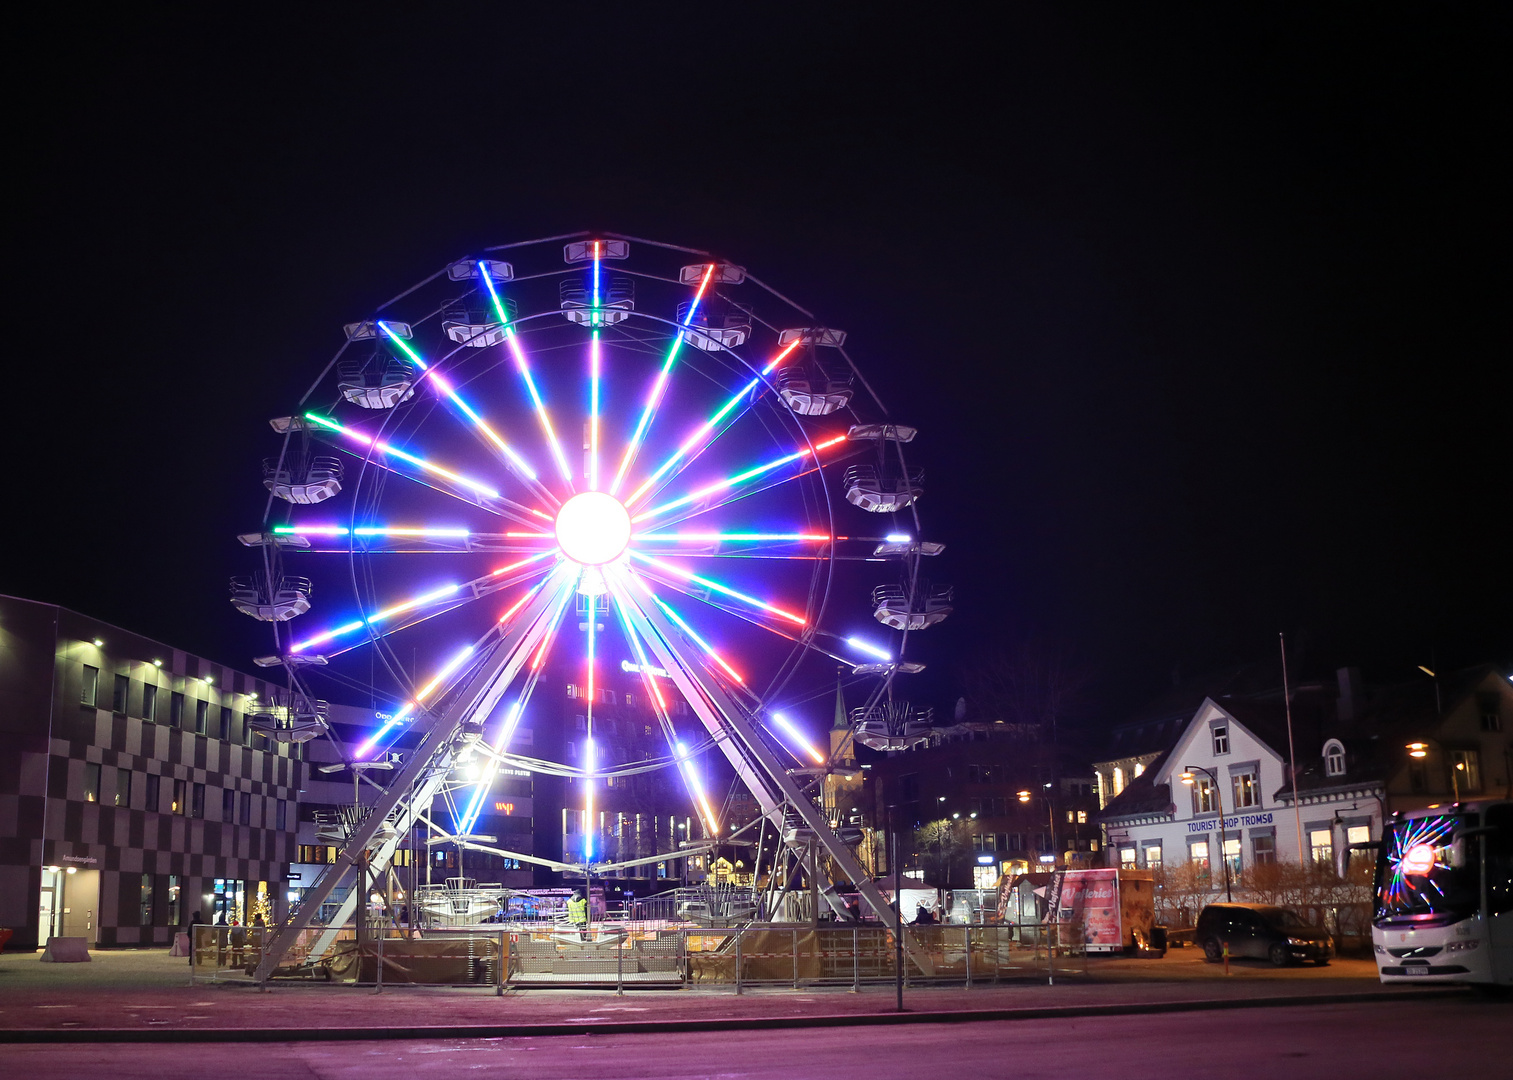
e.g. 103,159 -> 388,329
1191,776 -> 1216,815
574,714 -> 587,731
1143,844 -> 1162,870
567,683 -> 579,699
1133,762 -> 1145,778
170,692 -> 185,729
172,779 -> 186,815
140,874 -> 154,926
115,769 -> 133,808
277,800 -> 287,831
83,762 -> 101,803
1112,766 -> 1125,796
1346,824 -> 1373,875
1212,725 -> 1229,756
1309,828 -> 1333,867
1479,695 -> 1502,732
1323,739 -> 1346,777
1232,771 -> 1258,809
113,674 -> 129,714
1076,810 -> 1088,824
1189,840 -> 1210,872
598,688 -> 616,705
195,699 -> 208,735
145,774 -> 160,813
1451,750 -> 1481,793
223,788 -> 235,822
239,791 -> 251,826
142,683 -> 158,723
1252,834 -> 1276,864
1119,847 -> 1136,868
219,707 -> 233,741
81,665 -> 99,706
1223,837 -> 1242,880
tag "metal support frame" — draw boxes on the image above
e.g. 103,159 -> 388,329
611,572 -> 934,974
253,574 -> 572,982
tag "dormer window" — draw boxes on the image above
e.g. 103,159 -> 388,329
1323,739 -> 1346,777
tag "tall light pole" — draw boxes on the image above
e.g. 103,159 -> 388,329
1181,766 -> 1232,903
1018,787 -> 1057,867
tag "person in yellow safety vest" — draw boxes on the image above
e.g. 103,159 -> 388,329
567,888 -> 589,939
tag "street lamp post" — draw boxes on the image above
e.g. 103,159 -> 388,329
1017,788 -> 1057,867
1181,766 -> 1232,903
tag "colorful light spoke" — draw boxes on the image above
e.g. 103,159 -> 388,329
305,412 -> 505,501
610,264 -> 716,496
625,339 -> 802,508
273,525 -> 471,538
676,741 -> 720,836
772,712 -> 826,765
637,584 -> 745,684
633,435 -> 848,523
290,582 -> 461,653
355,643 -> 475,759
630,552 -> 805,626
636,532 -> 832,543
845,636 -> 893,662
379,322 -> 538,479
479,265 -> 576,490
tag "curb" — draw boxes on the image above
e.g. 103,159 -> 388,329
0,987 -> 1468,1044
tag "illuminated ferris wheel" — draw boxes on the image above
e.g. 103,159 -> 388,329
239,233 -> 949,975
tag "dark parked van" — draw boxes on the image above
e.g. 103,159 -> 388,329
1195,903 -> 1333,966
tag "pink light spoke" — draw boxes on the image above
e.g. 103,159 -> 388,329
625,339 -> 803,509
629,552 -> 806,627
632,434 -> 848,524
610,264 -> 717,496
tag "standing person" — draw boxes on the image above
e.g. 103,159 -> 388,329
567,888 -> 590,940
186,909 -> 203,967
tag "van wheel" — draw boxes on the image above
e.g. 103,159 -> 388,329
1203,938 -> 1222,962
1269,943 -> 1290,967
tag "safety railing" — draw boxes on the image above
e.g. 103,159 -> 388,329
202,922 -> 1090,990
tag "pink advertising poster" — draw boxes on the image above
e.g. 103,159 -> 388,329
1058,870 -> 1121,949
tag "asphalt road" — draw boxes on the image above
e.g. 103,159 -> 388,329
11,997 -> 1508,1079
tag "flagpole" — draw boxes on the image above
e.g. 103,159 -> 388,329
1280,632 -> 1306,864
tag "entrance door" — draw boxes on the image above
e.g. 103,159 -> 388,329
38,867 -> 64,942
60,868 -> 100,944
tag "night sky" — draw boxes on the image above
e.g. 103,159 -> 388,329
12,7 -> 1508,726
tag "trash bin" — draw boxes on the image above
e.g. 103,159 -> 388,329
1151,926 -> 1168,951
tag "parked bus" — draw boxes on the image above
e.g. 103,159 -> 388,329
1372,800 -> 1513,986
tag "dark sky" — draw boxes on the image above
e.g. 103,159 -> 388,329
11,7 -> 1508,723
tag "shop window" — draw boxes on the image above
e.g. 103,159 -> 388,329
1143,844 -> 1162,870
1252,834 -> 1276,865
1309,828 -> 1333,867
1119,847 -> 1136,868
1223,837 -> 1242,880
142,684 -> 158,723
1212,724 -> 1229,755
83,762 -> 101,803
1232,771 -> 1258,809
81,665 -> 99,706
1346,824 -> 1373,876
139,874 -> 154,926
166,875 -> 181,928
113,674 -> 130,714
1189,840 -> 1210,873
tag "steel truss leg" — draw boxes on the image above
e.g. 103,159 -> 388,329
610,573 -> 934,975
254,574 -> 573,982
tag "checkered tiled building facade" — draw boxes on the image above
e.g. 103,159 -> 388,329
0,594 -> 303,949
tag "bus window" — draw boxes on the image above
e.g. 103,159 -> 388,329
1488,805 -> 1513,916
1374,812 -> 1480,922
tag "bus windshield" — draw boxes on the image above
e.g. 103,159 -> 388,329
1374,813 -> 1479,922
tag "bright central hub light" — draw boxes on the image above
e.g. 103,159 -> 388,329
555,490 -> 632,566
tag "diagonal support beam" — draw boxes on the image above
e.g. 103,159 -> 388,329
609,569 -> 933,973
254,571 -> 573,982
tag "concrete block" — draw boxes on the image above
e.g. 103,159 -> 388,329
40,936 -> 91,962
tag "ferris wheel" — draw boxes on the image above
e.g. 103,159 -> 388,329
240,233 -> 950,977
